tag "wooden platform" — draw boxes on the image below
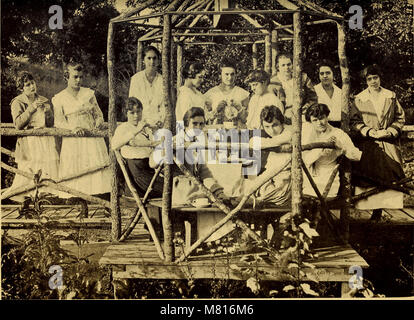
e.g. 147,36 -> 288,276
1,204 -> 112,229
330,208 -> 414,225
99,221 -> 368,297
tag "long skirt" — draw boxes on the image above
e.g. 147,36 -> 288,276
58,137 -> 111,198
3,136 -> 59,202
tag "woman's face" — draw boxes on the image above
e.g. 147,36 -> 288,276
262,118 -> 284,137
187,115 -> 205,130
366,74 -> 381,91
22,79 -> 37,97
144,50 -> 159,71
67,67 -> 83,90
249,81 -> 267,96
310,115 -> 329,134
191,71 -> 206,89
221,67 -> 236,86
278,56 -> 293,79
127,107 -> 142,126
319,66 -> 334,86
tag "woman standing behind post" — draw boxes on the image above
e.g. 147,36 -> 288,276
3,71 -> 59,201
175,62 -> 207,123
314,60 -> 342,128
129,46 -> 165,128
351,64 -> 406,219
53,60 -> 111,199
204,57 -> 250,126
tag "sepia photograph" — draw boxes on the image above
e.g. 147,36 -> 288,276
1,0 -> 413,305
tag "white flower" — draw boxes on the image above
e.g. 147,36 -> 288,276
246,277 -> 260,294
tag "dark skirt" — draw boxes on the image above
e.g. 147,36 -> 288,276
126,158 -> 164,198
351,139 -> 405,188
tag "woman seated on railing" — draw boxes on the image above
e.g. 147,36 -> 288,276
243,105 -> 292,207
2,71 -> 59,201
111,97 -> 164,198
350,64 -> 406,220
302,103 -> 362,198
150,107 -> 230,206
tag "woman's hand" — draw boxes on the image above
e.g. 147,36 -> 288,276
73,127 -> 86,136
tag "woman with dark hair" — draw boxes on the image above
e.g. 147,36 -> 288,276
204,57 -> 250,126
2,71 -> 59,201
351,64 -> 406,218
129,46 -> 165,128
245,69 -> 284,129
314,59 -> 342,127
53,60 -> 111,198
111,97 -> 163,197
302,104 -> 361,198
175,62 -> 207,122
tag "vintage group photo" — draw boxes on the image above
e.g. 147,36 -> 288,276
1,0 -> 413,300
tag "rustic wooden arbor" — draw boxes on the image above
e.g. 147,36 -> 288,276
107,0 -> 353,263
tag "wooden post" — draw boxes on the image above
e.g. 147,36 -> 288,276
136,40 -> 143,72
176,43 -> 183,89
271,29 -> 278,75
171,41 -> 177,104
161,13 -> 174,262
252,42 -> 258,69
337,21 -> 351,244
291,11 -> 303,219
265,32 -> 271,74
107,22 -> 121,241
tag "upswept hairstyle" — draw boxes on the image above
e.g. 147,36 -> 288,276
219,57 -> 237,71
276,52 -> 293,67
244,69 -> 270,84
183,107 -> 205,128
317,59 -> 335,73
143,45 -> 161,60
305,103 -> 331,122
181,62 -> 204,80
361,64 -> 382,80
260,105 -> 285,125
63,58 -> 84,81
124,97 -> 143,113
16,71 -> 35,92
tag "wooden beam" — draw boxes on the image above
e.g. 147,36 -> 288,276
176,43 -> 183,89
291,11 -> 304,219
111,0 -> 159,22
252,42 -> 258,69
0,127 -> 107,137
136,40 -> 143,72
265,32 -> 272,74
271,29 -> 278,75
337,21 -> 351,244
175,32 -> 266,37
297,0 -> 343,19
178,0 -> 214,42
161,13 -> 174,262
139,0 -> 193,41
107,22 -> 122,241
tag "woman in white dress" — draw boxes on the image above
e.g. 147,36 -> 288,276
302,104 -> 362,198
3,71 -> 59,202
245,69 -> 284,129
175,62 -> 207,123
129,46 -> 165,128
53,61 -> 111,198
314,60 -> 342,128
204,57 -> 250,126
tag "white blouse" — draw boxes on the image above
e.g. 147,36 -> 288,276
315,83 -> 342,122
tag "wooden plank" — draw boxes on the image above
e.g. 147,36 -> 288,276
383,209 -> 414,224
401,208 -> 414,220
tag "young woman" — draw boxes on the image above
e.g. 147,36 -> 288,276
204,57 -> 250,126
302,104 -> 362,198
245,69 -> 284,129
53,60 -> 111,198
129,46 -> 165,128
3,71 -> 59,201
175,62 -> 207,123
111,97 -> 163,197
314,59 -> 342,127
351,64 -> 406,218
